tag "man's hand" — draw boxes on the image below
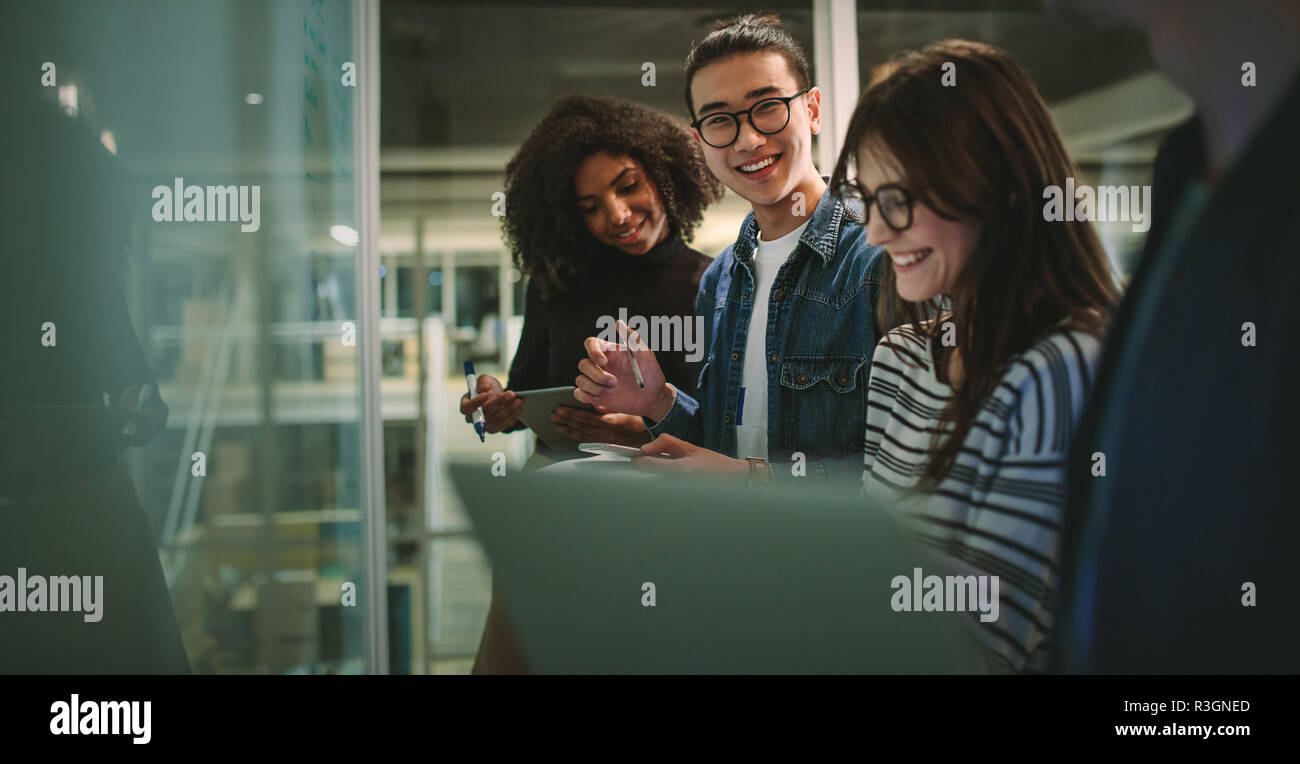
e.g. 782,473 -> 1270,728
550,406 -> 651,446
631,434 -> 750,479
116,383 -> 168,447
576,319 -> 672,419
460,374 -> 524,433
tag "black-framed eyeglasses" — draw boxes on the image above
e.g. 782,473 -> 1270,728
690,88 -> 810,149
835,179 -> 917,232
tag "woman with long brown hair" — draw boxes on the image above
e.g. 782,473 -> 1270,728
831,40 -> 1120,673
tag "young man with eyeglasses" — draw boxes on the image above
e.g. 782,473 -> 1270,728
575,13 -> 887,487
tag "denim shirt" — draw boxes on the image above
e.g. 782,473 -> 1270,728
648,184 -> 888,485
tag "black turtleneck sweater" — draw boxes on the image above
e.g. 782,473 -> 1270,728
506,233 -> 712,404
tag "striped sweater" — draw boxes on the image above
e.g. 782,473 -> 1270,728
862,323 -> 1101,673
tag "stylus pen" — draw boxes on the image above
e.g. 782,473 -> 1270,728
464,360 -> 487,442
625,344 -> 645,389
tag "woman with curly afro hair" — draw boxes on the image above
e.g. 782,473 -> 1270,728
460,94 -> 724,451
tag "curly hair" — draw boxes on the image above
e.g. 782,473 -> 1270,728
501,94 -> 724,299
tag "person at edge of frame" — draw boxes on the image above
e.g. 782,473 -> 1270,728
1045,0 -> 1300,674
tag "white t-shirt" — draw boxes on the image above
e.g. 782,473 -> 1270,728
734,220 -> 809,460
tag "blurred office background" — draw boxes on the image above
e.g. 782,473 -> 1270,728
5,0 -> 1191,673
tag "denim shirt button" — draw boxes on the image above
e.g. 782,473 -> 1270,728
838,375 -> 849,386
797,373 -> 809,385
769,353 -> 778,364
731,351 -> 740,361
742,290 -> 751,300
723,414 -> 732,425
774,289 -> 786,301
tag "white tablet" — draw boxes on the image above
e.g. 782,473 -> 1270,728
578,442 -> 645,459
515,386 -> 596,450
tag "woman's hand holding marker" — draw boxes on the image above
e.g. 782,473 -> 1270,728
459,374 -> 525,434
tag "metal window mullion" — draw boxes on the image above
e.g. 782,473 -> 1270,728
812,0 -> 860,175
354,0 -> 389,675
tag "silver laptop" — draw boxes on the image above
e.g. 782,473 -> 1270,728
450,463 -> 986,674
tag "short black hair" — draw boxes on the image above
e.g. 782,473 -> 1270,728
683,13 -> 812,119
502,94 -> 724,299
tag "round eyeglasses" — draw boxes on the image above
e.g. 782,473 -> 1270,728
835,179 -> 917,232
690,88 -> 810,149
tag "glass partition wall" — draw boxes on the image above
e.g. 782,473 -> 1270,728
6,0 -> 381,673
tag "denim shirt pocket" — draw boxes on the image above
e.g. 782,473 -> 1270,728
777,354 -> 867,458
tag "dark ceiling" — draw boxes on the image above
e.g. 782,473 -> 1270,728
380,0 -> 1154,149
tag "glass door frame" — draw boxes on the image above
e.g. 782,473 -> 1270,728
354,0 -> 389,674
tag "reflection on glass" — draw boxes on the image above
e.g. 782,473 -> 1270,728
3,0 -> 371,674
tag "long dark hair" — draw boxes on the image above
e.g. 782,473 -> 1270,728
502,94 -> 723,299
831,39 -> 1120,486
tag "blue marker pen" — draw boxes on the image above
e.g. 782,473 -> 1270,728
464,360 -> 486,442
736,387 -> 745,426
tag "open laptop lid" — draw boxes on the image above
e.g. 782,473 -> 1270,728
450,463 -> 985,674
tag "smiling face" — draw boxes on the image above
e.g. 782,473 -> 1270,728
573,152 -> 669,255
689,51 -> 821,209
855,143 -> 981,303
